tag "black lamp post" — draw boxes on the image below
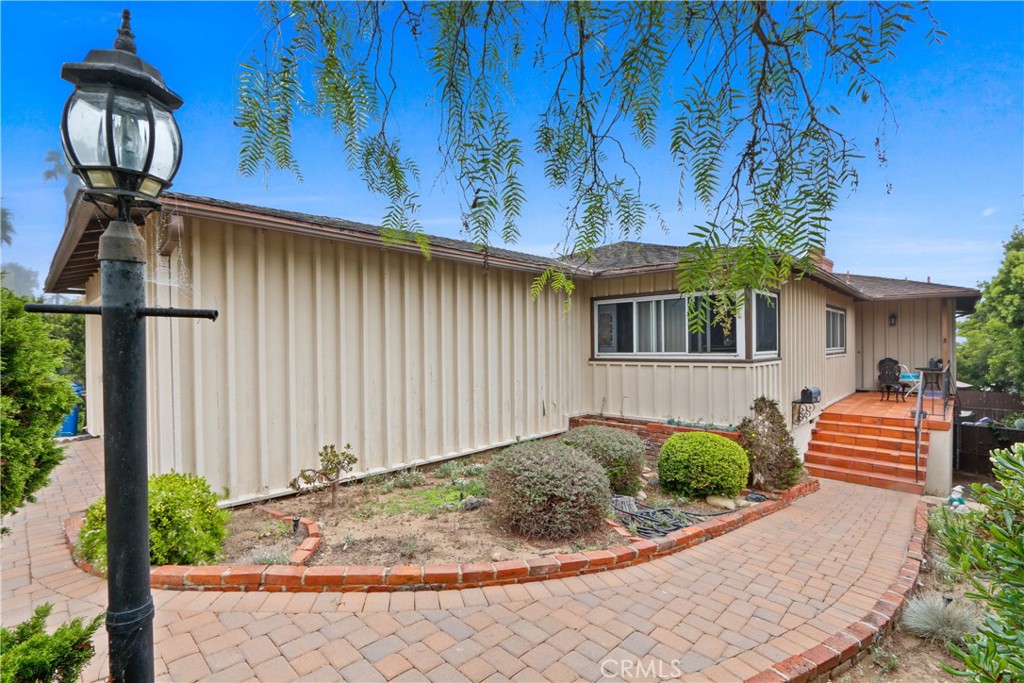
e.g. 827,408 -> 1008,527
62,11 -> 180,681
25,10 -> 215,682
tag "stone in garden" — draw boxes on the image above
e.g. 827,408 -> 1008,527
735,499 -> 753,508
706,495 -> 737,510
491,550 -> 504,562
461,497 -> 491,511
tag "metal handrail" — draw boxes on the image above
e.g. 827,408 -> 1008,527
913,383 -> 924,482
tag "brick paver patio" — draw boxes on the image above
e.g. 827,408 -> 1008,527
1,438 -> 919,682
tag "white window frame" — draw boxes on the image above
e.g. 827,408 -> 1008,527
593,293 -> 746,360
826,306 -> 847,354
752,291 -> 780,357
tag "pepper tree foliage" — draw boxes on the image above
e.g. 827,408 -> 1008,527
237,1 -> 940,312
957,227 -> 1024,396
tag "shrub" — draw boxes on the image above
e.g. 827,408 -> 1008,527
562,425 -> 646,495
935,443 -> 1024,681
486,441 -> 610,540
658,432 -> 749,498
0,603 -> 103,683
901,593 -> 978,644
393,469 -> 427,489
1,289 -> 77,525
737,396 -> 804,490
79,472 -> 230,571
291,443 -> 358,507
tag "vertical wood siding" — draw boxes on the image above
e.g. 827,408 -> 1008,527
135,218 -> 574,504
778,278 -> 857,414
855,299 -> 949,390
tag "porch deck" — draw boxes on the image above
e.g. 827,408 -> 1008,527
823,390 -> 952,432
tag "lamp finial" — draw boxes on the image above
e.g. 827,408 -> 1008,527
113,9 -> 137,54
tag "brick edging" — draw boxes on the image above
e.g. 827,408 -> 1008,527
744,499 -> 930,683
64,479 -> 819,593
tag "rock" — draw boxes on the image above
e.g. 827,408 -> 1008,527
746,492 -> 767,503
735,499 -> 753,508
461,497 -> 491,511
491,550 -> 503,562
706,495 -> 736,510
636,490 -> 647,501
646,476 -> 660,488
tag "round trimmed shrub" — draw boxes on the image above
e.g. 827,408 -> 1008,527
78,472 -> 230,571
658,432 -> 750,498
485,441 -> 611,540
562,425 -> 646,496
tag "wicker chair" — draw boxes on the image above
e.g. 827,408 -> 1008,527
878,358 -> 905,401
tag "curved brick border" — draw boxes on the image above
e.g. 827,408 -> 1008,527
744,499 -> 930,683
64,479 -> 819,593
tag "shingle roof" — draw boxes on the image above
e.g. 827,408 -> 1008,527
165,193 -> 561,272
563,241 -> 685,274
843,273 -> 980,300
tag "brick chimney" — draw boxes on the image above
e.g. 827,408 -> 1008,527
809,248 -> 834,273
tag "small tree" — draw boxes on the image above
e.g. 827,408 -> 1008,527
291,443 -> 359,507
1,288 -> 77,527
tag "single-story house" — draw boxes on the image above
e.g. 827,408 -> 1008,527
44,193 -> 980,501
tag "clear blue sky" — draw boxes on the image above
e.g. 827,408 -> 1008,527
2,2 -> 1021,294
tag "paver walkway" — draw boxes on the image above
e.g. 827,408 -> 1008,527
1,438 -> 920,682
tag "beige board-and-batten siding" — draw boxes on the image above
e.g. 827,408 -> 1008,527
854,298 -> 954,391
85,215 -> 576,505
574,273 -> 856,427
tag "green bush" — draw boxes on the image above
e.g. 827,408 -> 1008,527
1,289 -> 77,525
79,472 -> 230,571
658,432 -> 749,498
486,441 -> 610,540
737,396 -> 804,491
562,425 -> 646,495
0,603 -> 103,683
934,443 -> 1024,682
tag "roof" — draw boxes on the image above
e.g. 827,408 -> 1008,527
42,195 -> 980,311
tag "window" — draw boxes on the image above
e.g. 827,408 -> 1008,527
826,307 -> 846,353
594,294 -> 744,358
754,292 -> 779,354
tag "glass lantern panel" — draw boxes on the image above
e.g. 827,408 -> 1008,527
65,90 -> 109,167
111,94 -> 151,172
149,106 -> 181,184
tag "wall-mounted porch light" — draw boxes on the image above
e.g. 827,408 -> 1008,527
889,312 -> 898,327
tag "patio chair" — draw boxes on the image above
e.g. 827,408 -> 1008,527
899,364 -> 922,397
878,357 -> 905,401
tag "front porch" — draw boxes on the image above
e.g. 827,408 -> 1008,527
804,391 -> 953,494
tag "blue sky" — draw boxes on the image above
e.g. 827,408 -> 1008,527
2,1 -> 1021,293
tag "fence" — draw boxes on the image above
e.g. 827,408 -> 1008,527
958,390 -> 1024,422
956,423 -> 1024,475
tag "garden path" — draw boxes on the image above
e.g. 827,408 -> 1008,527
1,437 -> 919,682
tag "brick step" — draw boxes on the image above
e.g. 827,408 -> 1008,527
820,411 -> 949,432
807,440 -> 928,465
810,430 -> 927,454
804,463 -> 925,494
814,418 -> 917,441
804,449 -> 927,479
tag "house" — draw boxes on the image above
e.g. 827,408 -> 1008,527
44,193 -> 980,502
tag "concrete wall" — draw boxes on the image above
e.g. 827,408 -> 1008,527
925,429 -> 953,496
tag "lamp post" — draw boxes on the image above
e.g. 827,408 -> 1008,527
36,10 -> 206,681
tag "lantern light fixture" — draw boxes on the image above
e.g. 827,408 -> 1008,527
889,312 -> 898,327
59,9 -> 182,213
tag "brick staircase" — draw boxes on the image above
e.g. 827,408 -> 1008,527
804,409 -> 927,494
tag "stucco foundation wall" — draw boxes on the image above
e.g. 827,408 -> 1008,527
925,428 -> 953,496
82,216 -> 578,505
